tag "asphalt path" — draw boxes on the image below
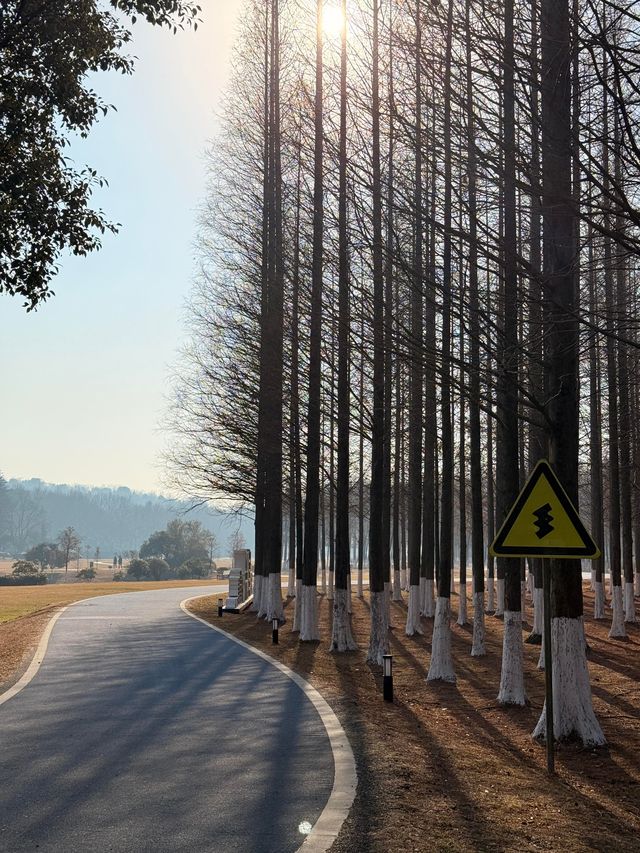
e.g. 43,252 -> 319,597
0,586 -> 334,853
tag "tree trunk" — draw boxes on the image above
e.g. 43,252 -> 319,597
526,0 -> 546,644
406,0 -> 423,637
496,0 -> 525,706
588,226 -> 605,620
601,42 -> 625,639
422,79 -> 437,619
466,0 -> 485,656
300,0 -> 324,641
532,0 -> 605,746
331,0 -> 356,652
367,0 -> 389,665
427,0 -> 455,683
252,0 -> 271,618
386,0 -> 400,606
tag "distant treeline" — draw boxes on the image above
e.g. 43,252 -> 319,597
0,478 -> 254,557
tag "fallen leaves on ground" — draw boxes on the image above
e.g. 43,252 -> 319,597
189,586 -> 640,853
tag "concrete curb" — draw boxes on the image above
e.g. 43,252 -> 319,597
180,596 -> 357,853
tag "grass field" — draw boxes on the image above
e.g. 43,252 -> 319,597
0,579 -> 224,625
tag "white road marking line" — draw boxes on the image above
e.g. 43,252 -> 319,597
180,596 -> 358,853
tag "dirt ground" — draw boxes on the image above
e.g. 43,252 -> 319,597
188,587 -> 640,853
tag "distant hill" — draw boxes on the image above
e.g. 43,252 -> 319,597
1,478 -> 254,557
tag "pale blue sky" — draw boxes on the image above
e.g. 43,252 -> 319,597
1,1 -> 243,494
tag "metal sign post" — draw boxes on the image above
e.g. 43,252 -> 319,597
489,460 -> 600,776
542,558 -> 554,774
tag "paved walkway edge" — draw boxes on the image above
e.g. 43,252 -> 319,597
0,586 -> 227,707
180,597 -> 358,853
0,600 -> 82,707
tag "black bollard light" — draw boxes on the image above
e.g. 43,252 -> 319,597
272,618 -> 279,645
218,598 -> 224,617
382,654 -> 393,702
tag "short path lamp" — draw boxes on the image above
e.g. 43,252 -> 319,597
382,654 -> 393,702
218,598 -> 224,618
272,618 -> 279,645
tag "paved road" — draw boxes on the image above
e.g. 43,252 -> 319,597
0,587 -> 334,853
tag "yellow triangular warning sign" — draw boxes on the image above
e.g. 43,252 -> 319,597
490,460 -> 600,559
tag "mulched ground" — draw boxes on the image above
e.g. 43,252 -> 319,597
188,586 -> 640,853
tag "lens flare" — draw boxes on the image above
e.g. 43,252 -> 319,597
323,3 -> 345,40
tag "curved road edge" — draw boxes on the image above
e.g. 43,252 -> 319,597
0,600 -> 82,707
180,596 -> 358,853
0,585 -> 227,707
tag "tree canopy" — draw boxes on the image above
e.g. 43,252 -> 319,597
0,0 -> 200,309
139,518 -> 211,568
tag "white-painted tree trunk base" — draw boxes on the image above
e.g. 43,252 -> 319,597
400,568 -> 407,591
593,580 -> 605,620
405,585 -> 423,635
590,567 -> 595,592
321,567 -> 327,596
471,590 -> 486,656
451,571 -> 456,594
532,617 -> 605,747
528,586 -> 543,642
367,590 -> 389,664
495,578 -> 505,616
527,571 -> 534,598
457,582 -> 468,625
330,587 -> 358,652
383,582 -> 391,630
250,574 -> 263,613
257,575 -> 268,619
487,578 -> 495,613
292,578 -> 302,632
427,597 -> 456,683
609,585 -> 627,638
347,578 -> 353,614
328,570 -> 334,600
267,572 -> 285,623
497,611 -> 526,706
422,579 -> 435,618
537,631 -> 545,670
299,584 -> 320,641
357,570 -> 363,598
624,582 -> 636,622
287,568 -> 296,597
393,570 -> 402,601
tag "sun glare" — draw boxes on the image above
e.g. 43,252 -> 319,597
323,3 -> 345,40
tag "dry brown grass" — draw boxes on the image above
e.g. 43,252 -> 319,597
0,579 -> 223,624
188,587 -> 640,853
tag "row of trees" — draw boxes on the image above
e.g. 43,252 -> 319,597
167,0 -> 640,747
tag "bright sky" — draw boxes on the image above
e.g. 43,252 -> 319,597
0,0 -> 242,494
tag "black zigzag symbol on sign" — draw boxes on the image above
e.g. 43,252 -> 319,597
533,503 -> 554,539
